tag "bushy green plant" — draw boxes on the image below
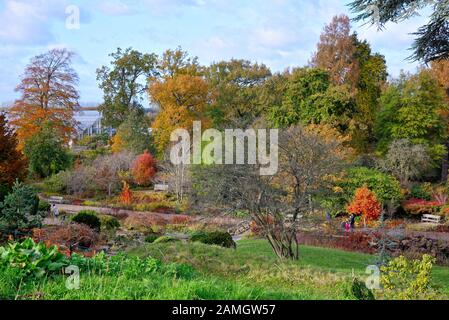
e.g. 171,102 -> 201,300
0,238 -> 68,279
38,200 -> 51,213
153,236 -> 180,244
190,231 -> 236,248
410,184 -> 432,200
162,263 -> 196,279
43,171 -> 68,194
342,277 -> 375,300
72,210 -> 101,231
145,234 -> 159,243
0,181 -> 45,234
99,215 -> 120,231
380,254 -> 439,300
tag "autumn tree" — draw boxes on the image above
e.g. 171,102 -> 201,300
149,48 -> 212,156
97,48 -> 158,128
311,15 -> 359,88
311,15 -> 387,151
9,48 -> 79,148
132,151 -> 157,186
347,186 -> 382,222
0,113 -> 27,201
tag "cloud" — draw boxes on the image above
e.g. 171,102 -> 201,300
97,1 -> 134,16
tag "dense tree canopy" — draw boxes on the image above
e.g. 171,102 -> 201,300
375,70 -> 447,160
111,110 -> 152,154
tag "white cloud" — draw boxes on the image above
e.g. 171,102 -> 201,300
97,1 -> 134,16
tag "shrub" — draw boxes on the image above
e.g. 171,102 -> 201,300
380,254 -> 439,300
38,200 -> 51,213
43,171 -> 69,194
347,186 -> 382,221
190,231 -> 236,248
0,181 -> 44,234
145,234 -> 159,243
153,236 -> 180,244
123,214 -> 167,232
410,184 -> 432,200
99,215 -> 120,231
72,210 -> 101,231
402,199 -> 440,215
33,224 -> 99,251
342,277 -> 375,300
0,238 -> 68,279
132,151 -> 157,186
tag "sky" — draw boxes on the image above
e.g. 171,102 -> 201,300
0,0 -> 431,104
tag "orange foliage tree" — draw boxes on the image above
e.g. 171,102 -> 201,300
120,181 -> 133,205
8,48 -> 79,148
132,151 -> 157,186
347,186 -> 382,221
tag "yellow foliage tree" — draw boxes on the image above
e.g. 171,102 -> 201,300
149,74 -> 213,155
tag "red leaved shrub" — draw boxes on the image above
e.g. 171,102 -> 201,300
132,151 -> 157,186
403,198 -> 440,215
32,223 -> 99,253
347,186 -> 381,221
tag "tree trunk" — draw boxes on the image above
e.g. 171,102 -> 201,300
441,138 -> 449,183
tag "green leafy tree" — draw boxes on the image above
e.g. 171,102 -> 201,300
111,110 -> 153,154
206,59 -> 271,128
268,68 -> 356,134
0,181 -> 44,235
375,70 -> 447,160
350,0 -> 449,62
97,48 -> 158,128
23,125 -> 72,178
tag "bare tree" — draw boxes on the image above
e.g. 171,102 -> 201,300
191,125 -> 346,260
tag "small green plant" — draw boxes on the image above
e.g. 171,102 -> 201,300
0,238 -> 68,279
99,215 -> 120,231
38,200 -> 51,213
380,254 -> 439,300
343,277 -> 375,300
190,231 -> 236,248
145,234 -> 159,243
72,210 -> 101,231
410,184 -> 432,200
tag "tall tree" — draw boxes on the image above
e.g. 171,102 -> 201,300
375,70 -> 447,162
149,49 -> 211,156
0,113 -> 26,200
311,15 -> 359,88
206,59 -> 271,128
9,48 -> 79,148
430,60 -> 449,181
97,48 -> 158,128
349,0 -> 449,62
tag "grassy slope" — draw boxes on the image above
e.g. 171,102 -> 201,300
3,239 -> 449,299
131,239 -> 449,297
